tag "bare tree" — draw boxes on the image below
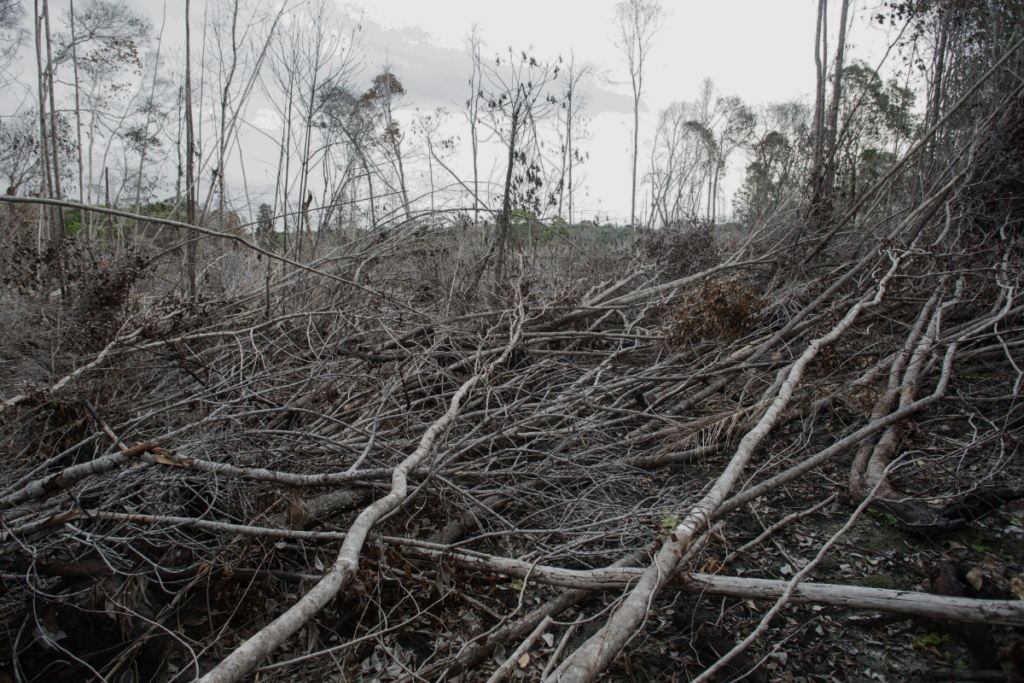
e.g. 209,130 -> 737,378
261,1 -> 361,255
56,0 -> 151,235
0,112 -> 40,197
413,107 -> 454,215
478,48 -> 562,284
294,1 -> 360,256
614,0 -> 664,245
316,83 -> 378,235
809,0 -> 852,229
362,68 -> 413,222
0,0 -> 25,88
185,0 -> 196,297
464,24 -> 484,226
708,94 -> 755,223
649,100 -> 704,225
131,2 -> 166,232
69,0 -> 83,223
820,0 -> 851,210
558,51 -> 592,226
811,0 -> 826,178
33,0 -> 57,239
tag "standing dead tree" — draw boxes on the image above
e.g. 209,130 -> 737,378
614,0 -> 664,245
477,47 -> 561,285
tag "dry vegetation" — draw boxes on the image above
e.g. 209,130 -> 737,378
1,141 -> 1024,682
3,1 -> 1024,683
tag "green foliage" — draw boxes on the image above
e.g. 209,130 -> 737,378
837,62 -> 918,193
505,214 -> 629,246
509,210 -> 570,242
732,101 -> 810,225
734,131 -> 795,224
658,510 -> 682,531
867,508 -> 901,528
912,632 -> 950,651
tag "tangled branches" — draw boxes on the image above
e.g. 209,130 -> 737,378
1,96 -> 1024,683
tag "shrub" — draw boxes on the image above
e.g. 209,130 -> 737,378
663,275 -> 765,344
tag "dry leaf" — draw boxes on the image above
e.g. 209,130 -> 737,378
966,567 -> 984,591
518,652 -> 530,668
1011,577 -> 1024,600
151,453 -> 182,467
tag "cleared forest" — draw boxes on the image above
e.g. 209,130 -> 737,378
2,1 -> 1024,682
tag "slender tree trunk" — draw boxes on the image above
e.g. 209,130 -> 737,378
362,156 -> 376,230
804,0 -> 828,243
426,139 -> 435,214
218,0 -> 240,242
185,0 -> 197,299
70,0 -> 85,239
33,0 -> 54,241
466,26 -> 483,227
711,161 -> 721,225
296,51 -> 320,262
393,134 -> 412,221
43,0 -> 65,241
821,0 -> 851,211
134,4 -> 166,241
925,9 -> 948,170
86,84 -> 97,230
495,107 -> 519,285
567,90 -> 574,227
705,162 -> 712,222
272,61 -> 295,264
558,94 -> 568,219
280,86 -> 295,262
988,0 -> 1001,67
174,86 -> 182,207
630,89 -> 639,246
302,190 -> 314,256
470,38 -> 481,226
811,0 -> 826,174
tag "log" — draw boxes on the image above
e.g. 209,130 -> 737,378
403,548 -> 1024,628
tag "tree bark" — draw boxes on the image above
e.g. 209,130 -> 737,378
70,0 -> 85,238
185,0 -> 197,299
33,0 -> 54,240
43,0 -> 65,241
811,0 -> 826,174
495,105 -> 519,285
820,0 -> 851,216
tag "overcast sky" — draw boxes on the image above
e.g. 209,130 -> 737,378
9,0 -> 899,223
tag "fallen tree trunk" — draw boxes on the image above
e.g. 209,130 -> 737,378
197,312 -> 525,683
400,547 -> 1024,627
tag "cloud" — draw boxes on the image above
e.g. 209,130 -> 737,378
251,109 -> 282,132
349,11 -> 638,118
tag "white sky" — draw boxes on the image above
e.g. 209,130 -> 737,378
5,0 -> 901,224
